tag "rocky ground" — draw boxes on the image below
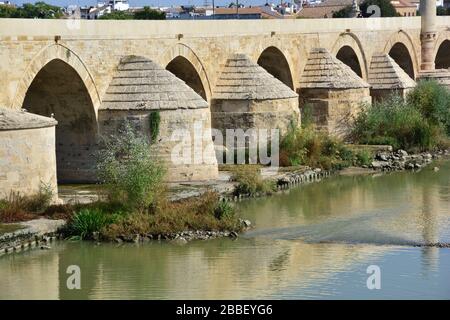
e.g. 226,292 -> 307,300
115,220 -> 251,244
369,149 -> 449,171
92,219 -> 252,245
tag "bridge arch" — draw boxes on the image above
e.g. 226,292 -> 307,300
384,31 -> 419,79
257,46 -> 295,90
332,33 -> 368,80
160,43 -> 211,102
17,44 -> 99,183
434,34 -> 450,69
13,43 -> 100,113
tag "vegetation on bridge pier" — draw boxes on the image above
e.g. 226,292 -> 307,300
0,123 -> 242,241
350,80 -> 450,152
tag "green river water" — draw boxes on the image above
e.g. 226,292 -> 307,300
0,160 -> 449,299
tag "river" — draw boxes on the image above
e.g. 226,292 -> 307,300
0,160 -> 449,299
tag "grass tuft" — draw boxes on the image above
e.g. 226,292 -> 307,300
230,165 -> 276,196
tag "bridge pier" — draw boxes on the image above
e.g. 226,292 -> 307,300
99,56 -> 218,182
420,0 -> 437,71
298,48 -> 371,137
368,53 -> 416,102
210,54 -> 299,162
0,108 -> 58,201
418,0 -> 450,87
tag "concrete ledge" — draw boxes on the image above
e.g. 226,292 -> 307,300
0,218 -> 65,256
1,17 -> 449,38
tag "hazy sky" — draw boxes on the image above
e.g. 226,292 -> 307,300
11,0 -> 270,8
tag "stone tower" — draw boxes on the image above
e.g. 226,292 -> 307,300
420,0 -> 437,71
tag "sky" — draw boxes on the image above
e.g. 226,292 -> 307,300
10,0 -> 271,8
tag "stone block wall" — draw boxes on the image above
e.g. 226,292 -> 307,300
370,88 -> 413,102
299,88 -> 371,137
0,126 -> 57,199
211,97 -> 300,137
98,108 -> 218,182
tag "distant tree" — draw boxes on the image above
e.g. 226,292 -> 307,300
360,0 -> 399,17
437,6 -> 450,16
133,6 -> 165,20
100,7 -> 165,20
0,2 -> 62,18
0,4 -> 18,17
99,10 -> 133,20
332,5 -> 352,18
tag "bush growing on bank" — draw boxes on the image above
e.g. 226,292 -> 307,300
62,190 -> 242,240
354,149 -> 372,167
350,82 -> 450,152
101,191 -> 241,240
279,123 -> 356,170
61,122 -> 244,240
406,80 -> 450,136
1,120 -> 244,240
230,165 -> 276,196
68,208 -> 120,240
96,123 -> 165,212
0,183 -> 54,223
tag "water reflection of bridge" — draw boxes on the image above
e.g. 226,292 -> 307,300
1,164 -> 448,299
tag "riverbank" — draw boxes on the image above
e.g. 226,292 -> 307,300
0,218 -> 64,255
0,147 -> 448,254
2,158 -> 450,299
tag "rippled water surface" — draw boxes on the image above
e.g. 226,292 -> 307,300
1,160 -> 449,299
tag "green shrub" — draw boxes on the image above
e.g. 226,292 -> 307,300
149,111 -> 161,143
101,191 -> 242,239
300,104 -> 315,128
355,149 -> 372,166
134,6 -> 166,20
25,182 -> 53,213
360,0 -> 399,17
350,96 -> 441,151
231,165 -> 276,196
407,80 -> 450,136
280,124 -> 354,170
96,122 -> 166,212
0,183 -> 54,222
68,208 -> 118,240
0,192 -> 34,222
214,200 -> 235,220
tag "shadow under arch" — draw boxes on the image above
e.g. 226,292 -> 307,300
388,42 -> 415,79
166,56 -> 207,101
383,31 -> 419,80
435,39 -> 450,69
331,32 -> 368,81
160,43 -> 211,102
257,46 -> 294,90
13,43 -> 100,114
21,55 -> 98,183
336,45 -> 363,78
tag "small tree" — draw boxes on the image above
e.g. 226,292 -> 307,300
407,80 -> 450,135
0,2 -> 63,18
99,10 -> 133,20
134,7 -> 165,20
0,4 -> 18,17
96,122 -> 165,212
360,0 -> 399,17
332,5 -> 353,18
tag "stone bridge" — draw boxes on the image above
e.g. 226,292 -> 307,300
2,17 -> 450,109
1,13 -> 450,188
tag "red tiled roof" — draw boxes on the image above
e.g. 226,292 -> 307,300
297,5 -> 348,18
391,0 -> 416,8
